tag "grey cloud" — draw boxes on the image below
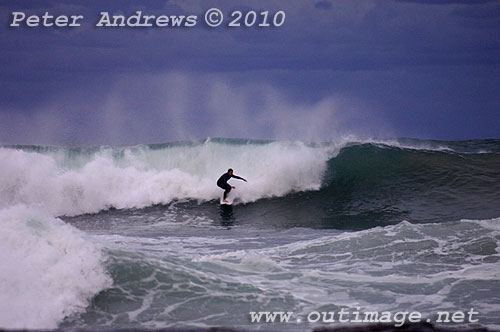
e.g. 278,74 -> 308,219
315,1 -> 332,10
1,0 -> 499,144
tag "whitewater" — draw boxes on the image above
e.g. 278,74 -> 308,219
1,138 -> 499,330
0,139 -> 332,216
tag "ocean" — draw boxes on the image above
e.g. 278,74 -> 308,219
1,138 -> 499,331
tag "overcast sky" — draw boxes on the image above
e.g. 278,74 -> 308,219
1,0 -> 499,145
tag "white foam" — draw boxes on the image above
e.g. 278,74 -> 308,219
0,140 -> 334,216
0,205 -> 112,329
466,217 -> 500,232
74,218 -> 500,330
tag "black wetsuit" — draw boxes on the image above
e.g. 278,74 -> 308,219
217,173 -> 244,200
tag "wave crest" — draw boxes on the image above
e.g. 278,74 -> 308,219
0,140 -> 332,216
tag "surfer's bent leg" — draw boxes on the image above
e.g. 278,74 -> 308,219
223,184 -> 232,200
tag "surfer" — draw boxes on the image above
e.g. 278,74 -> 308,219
217,168 -> 247,202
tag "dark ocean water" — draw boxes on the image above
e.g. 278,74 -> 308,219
1,138 -> 499,330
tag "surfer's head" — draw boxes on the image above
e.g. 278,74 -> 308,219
228,168 -> 233,175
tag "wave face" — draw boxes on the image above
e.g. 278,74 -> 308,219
0,205 -> 112,329
1,138 -> 499,225
318,139 -> 500,228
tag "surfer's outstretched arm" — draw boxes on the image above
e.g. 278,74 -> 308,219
232,175 -> 247,182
